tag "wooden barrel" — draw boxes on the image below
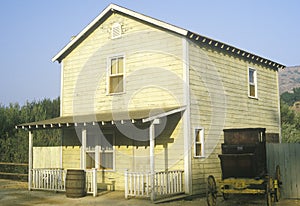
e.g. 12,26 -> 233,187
66,169 -> 86,198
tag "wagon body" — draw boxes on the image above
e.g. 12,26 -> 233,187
206,128 -> 281,206
219,128 -> 267,179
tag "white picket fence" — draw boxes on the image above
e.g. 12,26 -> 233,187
31,168 -> 97,196
124,170 -> 184,200
31,168 -> 66,191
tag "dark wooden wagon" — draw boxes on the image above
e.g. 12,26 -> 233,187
206,128 -> 282,206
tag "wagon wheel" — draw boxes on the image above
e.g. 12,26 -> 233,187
275,165 -> 281,202
207,175 -> 217,206
266,176 -> 275,206
222,185 -> 229,200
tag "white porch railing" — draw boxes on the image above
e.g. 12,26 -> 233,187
155,170 -> 184,196
85,168 -> 97,196
31,168 -> 66,191
125,170 -> 184,200
124,171 -> 152,198
31,168 -> 97,196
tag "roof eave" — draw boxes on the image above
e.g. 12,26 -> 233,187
186,31 -> 286,70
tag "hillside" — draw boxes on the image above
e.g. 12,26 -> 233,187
279,66 -> 300,94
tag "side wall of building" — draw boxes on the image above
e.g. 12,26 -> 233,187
188,40 -> 280,194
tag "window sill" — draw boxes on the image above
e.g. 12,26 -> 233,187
99,169 -> 115,172
107,91 -> 126,96
248,95 -> 259,100
193,156 -> 205,159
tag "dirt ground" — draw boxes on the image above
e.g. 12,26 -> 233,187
0,179 -> 299,206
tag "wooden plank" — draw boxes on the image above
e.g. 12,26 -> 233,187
0,172 -> 28,176
295,144 -> 300,199
280,144 -> 289,198
0,162 -> 28,166
289,144 -> 297,198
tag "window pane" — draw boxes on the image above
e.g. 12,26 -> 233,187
110,76 -> 123,93
100,153 -> 113,169
195,131 -> 200,142
250,84 -> 256,97
86,152 -> 95,169
118,57 -> 124,73
249,69 -> 254,83
195,143 -> 202,156
111,59 -> 117,74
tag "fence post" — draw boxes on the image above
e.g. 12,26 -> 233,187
92,168 -> 97,197
125,169 -> 128,199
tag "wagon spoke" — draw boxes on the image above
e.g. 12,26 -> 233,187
207,175 -> 217,206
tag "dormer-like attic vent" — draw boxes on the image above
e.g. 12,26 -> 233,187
111,22 -> 122,39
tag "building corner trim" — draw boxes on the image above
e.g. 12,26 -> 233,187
182,37 -> 192,194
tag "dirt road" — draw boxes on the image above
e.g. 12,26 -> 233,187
0,179 -> 299,206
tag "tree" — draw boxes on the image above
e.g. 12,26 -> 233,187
280,94 -> 300,143
0,97 -> 61,177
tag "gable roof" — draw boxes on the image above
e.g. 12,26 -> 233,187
52,4 -> 285,70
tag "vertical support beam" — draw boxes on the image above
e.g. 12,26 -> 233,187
60,129 -> 63,169
182,37 -> 192,194
276,70 -> 282,143
149,121 -> 155,201
60,61 -> 64,117
95,145 -> 100,169
81,128 -> 87,170
124,169 -> 128,199
28,131 -> 33,191
92,168 -> 97,197
164,143 -> 169,193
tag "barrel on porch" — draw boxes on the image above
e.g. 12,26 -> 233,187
65,169 -> 86,198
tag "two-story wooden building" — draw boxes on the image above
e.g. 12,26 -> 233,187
17,4 -> 285,200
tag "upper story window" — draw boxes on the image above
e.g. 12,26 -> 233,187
108,56 -> 124,94
248,68 -> 257,98
194,128 -> 205,158
111,22 -> 122,39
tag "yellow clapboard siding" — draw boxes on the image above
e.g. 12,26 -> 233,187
61,13 -> 184,116
62,146 -> 81,169
189,40 -> 280,194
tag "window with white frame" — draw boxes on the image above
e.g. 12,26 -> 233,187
194,128 -> 205,158
111,22 -> 122,39
86,131 -> 115,170
248,68 -> 257,98
108,56 -> 124,94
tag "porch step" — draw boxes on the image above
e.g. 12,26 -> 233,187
153,194 -> 190,204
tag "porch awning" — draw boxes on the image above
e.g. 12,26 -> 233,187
16,106 -> 185,130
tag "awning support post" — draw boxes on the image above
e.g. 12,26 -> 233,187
81,128 -> 87,170
28,131 -> 33,191
150,119 -> 160,201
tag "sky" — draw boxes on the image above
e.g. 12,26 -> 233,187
0,0 -> 299,106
